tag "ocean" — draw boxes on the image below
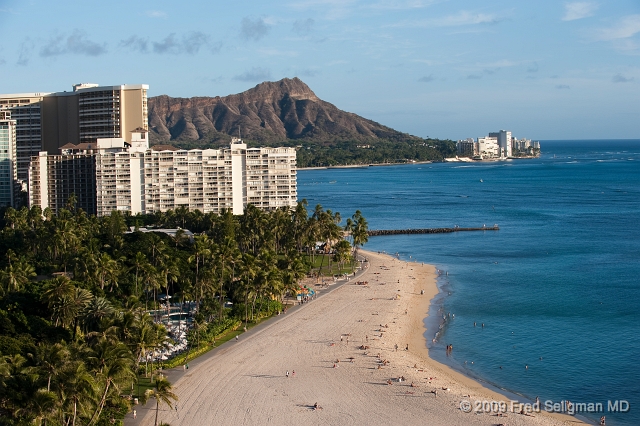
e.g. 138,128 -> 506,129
297,140 -> 640,426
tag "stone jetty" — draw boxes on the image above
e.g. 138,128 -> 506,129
367,225 -> 499,237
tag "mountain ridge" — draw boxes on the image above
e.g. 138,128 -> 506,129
148,77 -> 423,145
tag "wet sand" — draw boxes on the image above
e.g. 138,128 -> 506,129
137,250 -> 583,426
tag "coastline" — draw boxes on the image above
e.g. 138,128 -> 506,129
296,161 -> 433,171
134,250 -> 583,426
391,250 -> 585,426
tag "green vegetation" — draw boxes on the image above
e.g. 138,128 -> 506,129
161,137 -> 457,168
0,200 -> 367,425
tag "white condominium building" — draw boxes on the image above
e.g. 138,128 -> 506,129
489,130 -> 512,158
477,136 -> 500,158
144,138 -> 297,215
29,135 -> 298,216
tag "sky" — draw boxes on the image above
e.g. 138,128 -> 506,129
0,0 -> 639,140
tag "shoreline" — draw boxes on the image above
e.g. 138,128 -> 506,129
296,157 -> 541,171
393,252 -> 586,425
134,250 -> 583,426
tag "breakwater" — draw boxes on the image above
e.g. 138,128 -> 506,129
367,225 -> 499,236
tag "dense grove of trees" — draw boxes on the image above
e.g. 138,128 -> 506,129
162,138 -> 457,168
294,139 -> 457,167
0,201 -> 366,425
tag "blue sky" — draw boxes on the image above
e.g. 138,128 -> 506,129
1,0 -> 638,140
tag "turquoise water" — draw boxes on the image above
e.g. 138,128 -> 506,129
297,140 -> 640,425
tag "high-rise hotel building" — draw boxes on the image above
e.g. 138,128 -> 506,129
41,83 -> 149,153
1,83 -> 148,184
0,92 -> 49,182
0,112 -> 18,207
29,134 -> 298,216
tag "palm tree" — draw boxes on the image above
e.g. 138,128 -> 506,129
146,376 -> 178,426
189,234 -> 212,313
346,210 -> 369,264
95,253 -> 119,291
42,278 -> 93,333
0,257 -> 36,294
130,311 -> 162,380
130,252 -> 148,295
81,297 -> 116,334
214,236 -> 240,320
141,262 -> 159,312
333,239 -> 352,271
29,342 -> 70,394
86,340 -> 135,426
291,200 -> 309,253
54,360 -> 97,426
237,253 -> 257,325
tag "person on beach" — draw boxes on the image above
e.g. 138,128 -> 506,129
394,344 -> 398,352
292,370 -> 296,377
405,344 -> 409,351
286,371 -> 289,378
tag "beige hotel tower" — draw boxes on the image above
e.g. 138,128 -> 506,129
1,83 -> 148,185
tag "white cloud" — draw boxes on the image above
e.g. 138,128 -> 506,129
233,67 -> 272,82
418,75 -> 435,82
121,32 -> 221,55
436,11 -> 500,26
562,2 -> 598,21
145,10 -> 167,19
367,0 -> 434,10
612,74 -> 634,83
292,18 -> 314,36
596,14 -> 640,40
389,10 -> 500,28
258,48 -> 299,57
240,17 -> 270,41
40,30 -> 107,57
477,59 -> 519,68
288,0 -> 357,19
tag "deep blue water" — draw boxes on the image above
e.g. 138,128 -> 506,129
297,140 -> 640,425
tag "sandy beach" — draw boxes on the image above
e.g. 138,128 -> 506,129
136,250 -> 585,426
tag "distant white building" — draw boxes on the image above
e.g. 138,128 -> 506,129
489,130 -> 512,158
456,138 -> 476,157
477,136 -> 500,158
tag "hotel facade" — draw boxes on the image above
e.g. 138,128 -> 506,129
0,92 -> 49,182
0,112 -> 18,207
29,133 -> 298,216
1,83 -> 148,186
